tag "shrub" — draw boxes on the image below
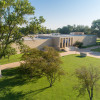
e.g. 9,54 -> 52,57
73,41 -> 83,48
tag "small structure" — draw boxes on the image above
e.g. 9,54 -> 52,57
80,52 -> 87,57
70,32 -> 84,35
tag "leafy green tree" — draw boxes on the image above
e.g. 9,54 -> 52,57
57,25 -> 91,34
59,25 -> 73,34
40,26 -> 47,34
5,45 -> 17,60
74,25 -> 91,34
0,0 -> 35,58
19,47 -> 64,87
73,41 -> 83,48
19,48 -> 45,78
19,44 -> 30,53
20,16 -> 45,35
28,16 -> 45,34
42,46 -> 64,87
91,19 -> 100,37
75,66 -> 100,100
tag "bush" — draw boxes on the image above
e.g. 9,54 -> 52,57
73,41 -> 83,48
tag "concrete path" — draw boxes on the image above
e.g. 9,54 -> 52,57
0,61 -> 24,70
60,46 -> 100,58
1,46 -> 100,70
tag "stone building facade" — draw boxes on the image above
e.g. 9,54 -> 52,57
12,34 -> 97,53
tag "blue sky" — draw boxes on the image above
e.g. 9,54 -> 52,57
28,0 -> 100,29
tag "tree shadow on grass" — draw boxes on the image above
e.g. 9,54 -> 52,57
0,86 -> 50,100
0,68 -> 27,88
25,86 -> 50,96
0,68 -> 49,100
2,67 -> 20,77
76,56 -> 86,58
1,67 -> 40,87
0,91 -> 24,100
0,68 -> 41,94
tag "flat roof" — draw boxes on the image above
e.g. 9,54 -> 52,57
23,34 -> 96,40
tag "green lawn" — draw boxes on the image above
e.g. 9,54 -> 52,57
0,54 -> 100,100
96,38 -> 100,44
0,54 -> 22,65
91,48 -> 100,52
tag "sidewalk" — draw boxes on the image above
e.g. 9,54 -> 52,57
1,46 -> 100,70
0,61 -> 24,70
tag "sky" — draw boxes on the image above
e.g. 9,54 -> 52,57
28,0 -> 100,29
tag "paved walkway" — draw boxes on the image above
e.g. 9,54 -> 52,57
0,61 -> 24,70
60,46 -> 100,58
1,46 -> 100,70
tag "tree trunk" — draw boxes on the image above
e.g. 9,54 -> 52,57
49,78 -> 53,87
50,83 -> 52,87
90,87 -> 93,100
90,96 -> 93,100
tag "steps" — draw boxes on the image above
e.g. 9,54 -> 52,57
64,46 -> 78,51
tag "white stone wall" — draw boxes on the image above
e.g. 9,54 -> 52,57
73,35 -> 97,46
12,38 -> 53,54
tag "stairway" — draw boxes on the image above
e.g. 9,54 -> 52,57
64,46 -> 78,51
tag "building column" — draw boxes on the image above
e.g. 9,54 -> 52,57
70,38 -> 71,46
67,38 -> 69,47
64,38 -> 66,48
71,38 -> 73,46
62,38 -> 63,48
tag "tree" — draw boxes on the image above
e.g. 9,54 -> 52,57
19,48 -> 45,78
27,16 -> 45,34
19,44 -> 30,53
73,41 -> 83,48
75,66 -> 100,100
91,19 -> 100,37
57,25 -> 91,34
42,46 -> 64,87
39,26 -> 47,34
5,45 -> 17,60
20,16 -> 45,35
0,0 -> 35,58
19,47 -> 64,87
74,25 -> 91,34
58,25 -> 73,34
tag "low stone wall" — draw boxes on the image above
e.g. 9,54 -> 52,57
73,35 -> 97,46
12,38 -> 53,54
52,37 -> 60,50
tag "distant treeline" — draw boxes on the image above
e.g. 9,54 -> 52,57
56,19 -> 100,37
20,19 -> 100,37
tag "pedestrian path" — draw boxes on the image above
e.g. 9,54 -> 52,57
1,46 -> 100,70
0,61 -> 24,70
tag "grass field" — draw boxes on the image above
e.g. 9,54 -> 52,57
0,54 -> 22,65
96,38 -> 100,44
0,54 -> 100,100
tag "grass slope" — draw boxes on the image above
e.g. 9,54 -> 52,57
0,54 -> 22,65
0,54 -> 100,100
